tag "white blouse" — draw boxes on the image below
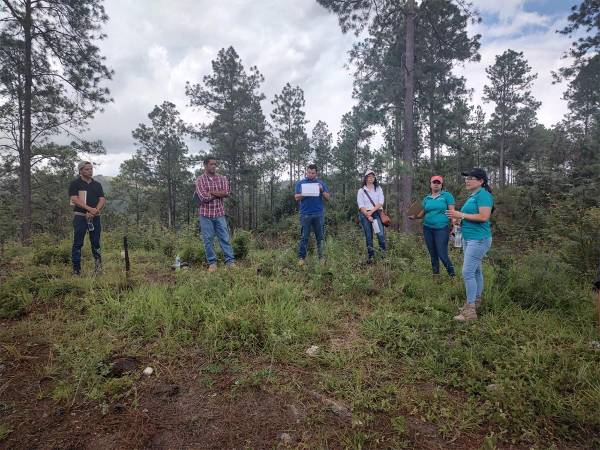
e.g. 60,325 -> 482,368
357,185 -> 385,210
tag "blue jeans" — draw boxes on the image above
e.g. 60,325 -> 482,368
298,214 -> 324,259
358,211 -> 386,259
199,215 -> 235,265
72,215 -> 101,273
423,225 -> 455,276
462,238 -> 492,304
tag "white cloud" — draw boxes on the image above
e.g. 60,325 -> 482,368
85,0 -> 356,175
81,0 -> 573,176
457,7 -> 571,127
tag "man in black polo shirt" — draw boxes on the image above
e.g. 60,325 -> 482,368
68,161 -> 106,275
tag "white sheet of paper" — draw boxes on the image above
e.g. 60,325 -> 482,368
301,183 -> 320,197
70,190 -> 87,206
372,219 -> 380,234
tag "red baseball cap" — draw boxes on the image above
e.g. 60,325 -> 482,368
430,175 -> 443,183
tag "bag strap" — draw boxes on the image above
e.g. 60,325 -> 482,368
362,187 -> 377,208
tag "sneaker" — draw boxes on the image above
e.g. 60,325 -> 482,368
453,303 -> 477,322
208,264 -> 217,273
72,270 -> 81,277
298,259 -> 305,267
227,262 -> 237,269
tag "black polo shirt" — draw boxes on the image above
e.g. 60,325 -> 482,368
68,177 -> 105,214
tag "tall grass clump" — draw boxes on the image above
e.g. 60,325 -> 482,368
87,272 -> 330,356
0,277 -> 34,318
502,252 -> 580,310
0,270 -> 54,318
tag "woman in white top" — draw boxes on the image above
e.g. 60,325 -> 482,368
357,169 -> 386,263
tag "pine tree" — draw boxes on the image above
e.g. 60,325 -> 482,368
186,46 -> 268,226
132,101 -> 195,229
0,0 -> 112,243
483,50 -> 540,187
311,121 -> 332,176
270,83 -> 309,188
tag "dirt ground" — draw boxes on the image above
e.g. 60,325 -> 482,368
0,318 -> 531,450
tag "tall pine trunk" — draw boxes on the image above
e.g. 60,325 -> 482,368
429,104 -> 435,173
401,0 -> 416,233
394,106 -> 402,232
20,0 -> 33,243
499,116 -> 506,188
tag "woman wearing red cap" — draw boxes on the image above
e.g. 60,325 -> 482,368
409,175 -> 456,279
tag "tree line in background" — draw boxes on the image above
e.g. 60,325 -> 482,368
1,0 -> 599,243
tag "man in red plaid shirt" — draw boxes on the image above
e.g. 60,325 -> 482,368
195,156 -> 235,271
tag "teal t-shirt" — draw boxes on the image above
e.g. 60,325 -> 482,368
460,188 -> 494,240
422,191 -> 455,229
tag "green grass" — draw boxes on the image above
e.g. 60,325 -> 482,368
1,228 -> 599,447
0,423 -> 11,441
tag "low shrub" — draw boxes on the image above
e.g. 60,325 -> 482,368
232,230 -> 251,260
386,231 -> 422,264
32,244 -> 70,266
178,242 -> 205,265
0,276 -> 37,318
160,239 -> 176,258
0,284 -> 32,318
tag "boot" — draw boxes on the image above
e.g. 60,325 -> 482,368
453,303 -> 477,322
93,259 -> 102,276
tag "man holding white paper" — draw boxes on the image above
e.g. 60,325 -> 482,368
294,164 -> 330,266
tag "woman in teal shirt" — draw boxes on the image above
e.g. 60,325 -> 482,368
409,175 -> 455,278
446,168 -> 494,322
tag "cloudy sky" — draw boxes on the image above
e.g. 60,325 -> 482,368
84,0 -> 577,176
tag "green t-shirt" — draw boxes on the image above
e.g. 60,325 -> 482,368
422,191 -> 455,229
460,188 -> 494,240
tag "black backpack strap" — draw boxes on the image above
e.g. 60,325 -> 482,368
362,188 -> 377,208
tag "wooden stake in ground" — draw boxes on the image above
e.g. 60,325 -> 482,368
595,263 -> 600,330
123,235 -> 130,281
596,287 -> 600,331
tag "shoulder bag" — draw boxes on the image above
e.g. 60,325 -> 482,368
363,187 -> 391,227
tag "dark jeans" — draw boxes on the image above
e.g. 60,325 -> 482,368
298,214 -> 324,259
358,211 -> 386,259
72,215 -> 101,273
423,225 -> 455,276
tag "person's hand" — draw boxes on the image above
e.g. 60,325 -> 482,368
368,216 -> 374,222
85,212 -> 94,221
318,183 -> 324,192
445,210 -> 460,219
88,207 -> 99,216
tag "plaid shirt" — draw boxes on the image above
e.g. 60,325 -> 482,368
195,173 -> 230,218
